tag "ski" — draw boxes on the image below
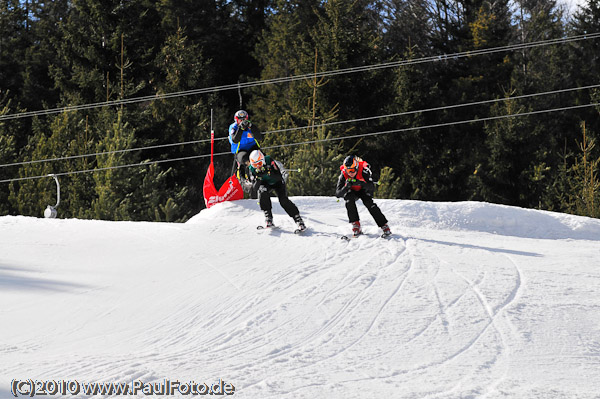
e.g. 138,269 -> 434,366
341,233 -> 362,241
341,233 -> 393,240
257,225 -> 307,234
257,225 -> 278,231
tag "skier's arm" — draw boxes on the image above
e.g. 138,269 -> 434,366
250,124 -> 263,141
335,174 -> 350,198
231,122 -> 262,144
360,167 -> 376,194
230,124 -> 243,143
268,160 -> 284,184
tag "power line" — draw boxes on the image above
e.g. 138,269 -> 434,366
2,82 -> 598,169
1,32 -> 599,121
2,100 -> 598,184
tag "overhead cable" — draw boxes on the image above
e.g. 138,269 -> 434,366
2,82 -> 598,169
2,101 -> 598,184
1,32 -> 599,121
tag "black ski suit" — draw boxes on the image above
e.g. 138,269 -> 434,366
335,165 -> 388,227
249,156 -> 299,219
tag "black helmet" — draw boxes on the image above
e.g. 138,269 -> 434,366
343,155 -> 358,173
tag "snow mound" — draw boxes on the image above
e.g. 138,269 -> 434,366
190,197 -> 600,240
2,197 -> 600,398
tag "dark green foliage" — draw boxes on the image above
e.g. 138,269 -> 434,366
557,122 -> 600,217
0,93 -> 19,214
374,167 -> 402,199
1,0 -> 600,220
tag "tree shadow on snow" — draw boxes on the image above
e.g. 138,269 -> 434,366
408,237 -> 542,257
0,263 -> 90,292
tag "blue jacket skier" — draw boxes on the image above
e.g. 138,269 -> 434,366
228,110 -> 263,178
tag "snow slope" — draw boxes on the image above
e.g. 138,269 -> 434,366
1,197 -> 600,398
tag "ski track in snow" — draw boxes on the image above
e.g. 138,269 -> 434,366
2,197 -> 600,398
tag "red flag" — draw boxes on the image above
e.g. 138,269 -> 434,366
203,130 -> 244,208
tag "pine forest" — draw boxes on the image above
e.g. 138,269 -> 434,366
1,0 -> 600,222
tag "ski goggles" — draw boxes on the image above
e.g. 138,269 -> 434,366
343,158 -> 358,174
250,158 -> 265,169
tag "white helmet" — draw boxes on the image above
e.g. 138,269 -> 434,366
249,150 -> 265,169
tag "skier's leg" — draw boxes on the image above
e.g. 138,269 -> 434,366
344,192 -> 360,223
273,183 -> 299,217
358,190 -> 388,227
235,151 -> 249,179
258,184 -> 273,224
272,183 -> 305,230
342,192 -> 361,236
237,144 -> 258,170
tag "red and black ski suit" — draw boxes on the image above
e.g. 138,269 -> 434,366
335,161 -> 388,227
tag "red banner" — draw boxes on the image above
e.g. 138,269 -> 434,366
203,163 -> 243,208
203,129 -> 243,208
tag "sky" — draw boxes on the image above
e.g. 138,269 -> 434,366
562,0 -> 588,15
1,197 -> 600,398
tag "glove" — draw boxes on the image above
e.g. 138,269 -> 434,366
239,120 -> 251,130
346,178 -> 366,188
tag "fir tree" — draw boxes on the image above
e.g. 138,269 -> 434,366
144,26 -> 214,220
471,91 -> 545,205
0,93 -> 19,214
9,111 -> 96,218
91,108 -> 137,220
563,122 -> 600,217
374,166 -> 402,199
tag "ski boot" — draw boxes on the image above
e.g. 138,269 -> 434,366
241,178 -> 252,194
239,165 -> 253,194
351,221 -> 362,237
264,210 -> 275,228
293,214 -> 306,234
381,223 -> 392,238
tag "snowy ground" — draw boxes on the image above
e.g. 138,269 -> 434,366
1,197 -> 600,398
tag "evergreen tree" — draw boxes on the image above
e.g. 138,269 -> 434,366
307,0 -> 384,142
374,166 -> 402,199
19,0 -> 68,113
251,0 -> 321,137
433,0 -> 514,201
381,0 -> 431,56
511,0 -> 577,210
51,0 -> 161,107
0,93 -> 19,214
471,92 -> 549,206
9,111 -> 96,218
252,0 -> 385,195
91,108 -> 137,220
381,45 -> 438,200
569,0 -> 600,135
143,25 -> 215,220
0,1 -> 27,102
561,122 -> 600,217
285,128 -> 345,197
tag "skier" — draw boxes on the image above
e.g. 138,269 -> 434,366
335,155 -> 392,238
228,110 -> 263,187
248,150 -> 306,232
